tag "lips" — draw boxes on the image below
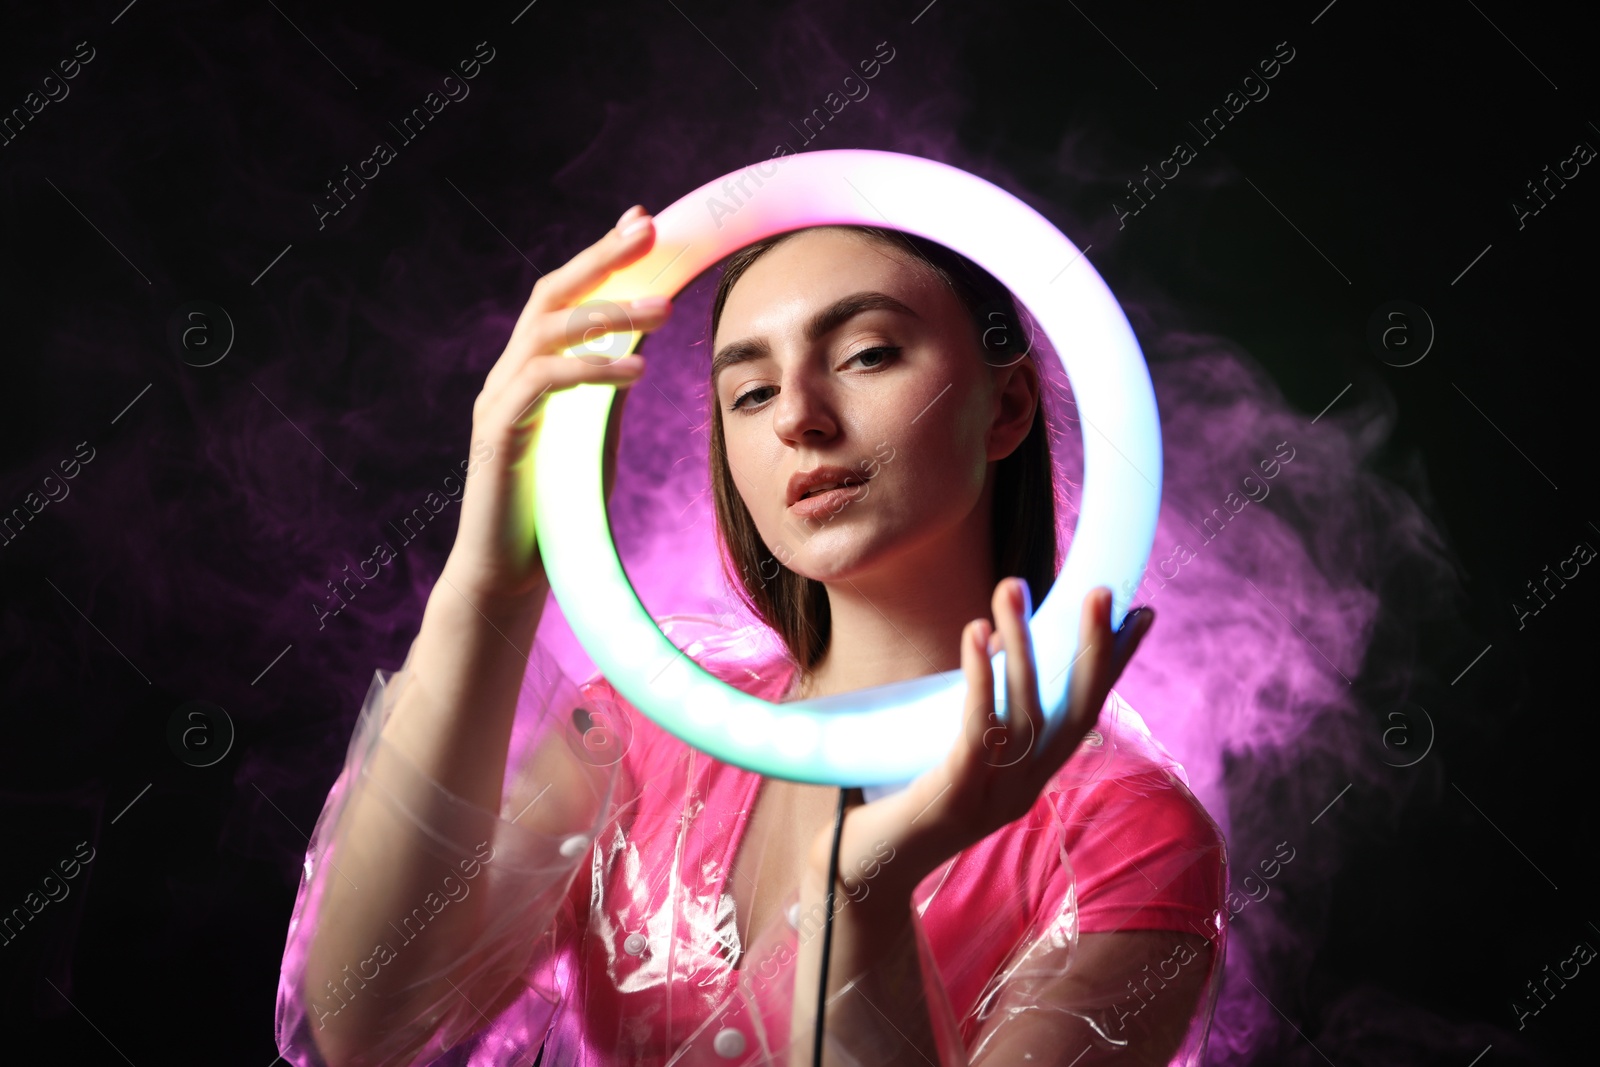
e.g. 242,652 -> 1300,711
801,478 -> 859,498
786,464 -> 870,508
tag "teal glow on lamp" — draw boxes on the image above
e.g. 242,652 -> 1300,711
532,149 -> 1162,788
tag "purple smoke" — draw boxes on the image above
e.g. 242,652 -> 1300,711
0,0 -> 1519,1060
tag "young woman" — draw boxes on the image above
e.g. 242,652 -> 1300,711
275,206 -> 1228,1066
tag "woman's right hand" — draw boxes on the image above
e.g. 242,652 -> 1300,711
443,204 -> 672,605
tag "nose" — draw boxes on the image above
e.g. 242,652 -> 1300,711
769,366 -> 839,445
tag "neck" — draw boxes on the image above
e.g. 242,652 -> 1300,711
792,496 -> 998,702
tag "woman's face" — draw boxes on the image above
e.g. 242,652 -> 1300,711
711,228 -> 1024,586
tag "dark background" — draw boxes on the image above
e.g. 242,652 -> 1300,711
1,0 -> 1593,1063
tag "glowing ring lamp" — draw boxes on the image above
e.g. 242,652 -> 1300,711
532,148 -> 1162,788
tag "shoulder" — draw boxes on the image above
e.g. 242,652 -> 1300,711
1036,690 -> 1226,932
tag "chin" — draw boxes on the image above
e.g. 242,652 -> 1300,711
771,523 -> 903,584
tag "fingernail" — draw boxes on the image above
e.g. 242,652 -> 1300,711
1014,578 -> 1030,614
631,294 -> 669,313
621,215 -> 652,239
616,204 -> 644,229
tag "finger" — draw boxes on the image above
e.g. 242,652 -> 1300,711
958,617 -> 996,766
483,291 -> 668,407
544,294 -> 673,367
991,577 -> 1040,764
492,354 -> 646,431
1109,606 -> 1155,680
1066,587 -> 1116,733
526,210 -> 657,317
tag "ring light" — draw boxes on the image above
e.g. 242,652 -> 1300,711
532,148 -> 1162,787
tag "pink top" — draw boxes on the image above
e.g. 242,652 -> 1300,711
275,613 -> 1229,1066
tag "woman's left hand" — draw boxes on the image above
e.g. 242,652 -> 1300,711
805,579 -> 1156,909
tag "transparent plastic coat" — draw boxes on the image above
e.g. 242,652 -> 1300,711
275,613 -> 1229,1066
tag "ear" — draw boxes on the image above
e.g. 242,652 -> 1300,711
984,356 -> 1041,462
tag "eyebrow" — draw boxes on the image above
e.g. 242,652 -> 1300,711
711,290 -> 921,385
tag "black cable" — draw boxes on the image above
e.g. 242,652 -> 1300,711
812,785 -> 848,1067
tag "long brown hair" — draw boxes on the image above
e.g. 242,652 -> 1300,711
706,225 -> 1060,676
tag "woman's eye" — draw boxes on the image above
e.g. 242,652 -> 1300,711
728,347 -> 899,413
848,346 -> 899,369
729,385 -> 774,412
